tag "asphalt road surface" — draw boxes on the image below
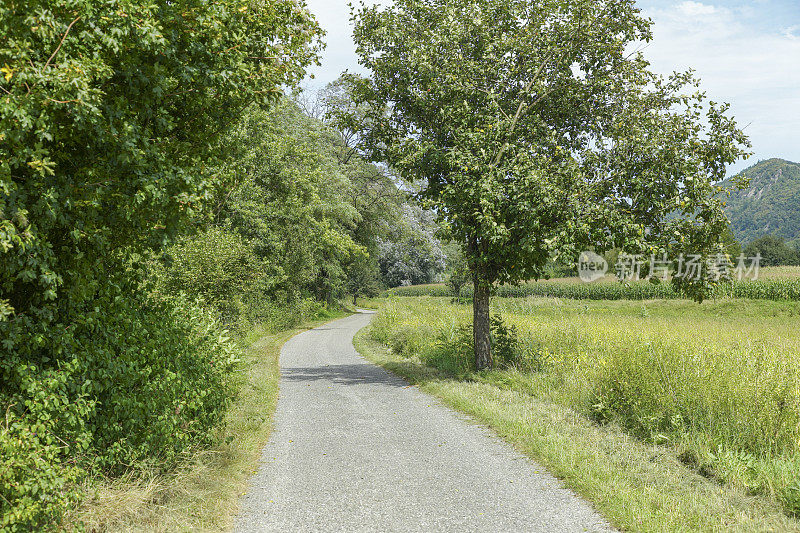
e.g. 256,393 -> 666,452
234,311 -> 614,532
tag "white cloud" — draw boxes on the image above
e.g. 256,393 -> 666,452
302,0 -> 387,90
641,2 -> 800,172
676,1 -> 717,16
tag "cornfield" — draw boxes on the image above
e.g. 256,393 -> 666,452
389,278 -> 800,301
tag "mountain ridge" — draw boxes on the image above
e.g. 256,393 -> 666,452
721,158 -> 800,246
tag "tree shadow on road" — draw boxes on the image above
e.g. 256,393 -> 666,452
281,363 -> 410,388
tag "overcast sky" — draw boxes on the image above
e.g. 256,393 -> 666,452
302,0 -> 799,174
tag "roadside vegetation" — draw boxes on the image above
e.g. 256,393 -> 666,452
69,312 -> 345,532
2,0 -> 795,530
0,1 -> 325,528
1,2 -> 447,528
361,296 -> 800,528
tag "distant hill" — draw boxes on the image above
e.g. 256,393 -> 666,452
721,158 -> 800,246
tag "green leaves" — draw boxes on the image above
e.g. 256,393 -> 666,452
349,0 -> 750,294
0,1 -> 323,527
212,100 -> 367,303
0,0 -> 323,322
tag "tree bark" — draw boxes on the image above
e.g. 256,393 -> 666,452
472,271 -> 493,370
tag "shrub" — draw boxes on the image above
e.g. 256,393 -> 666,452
0,277 -> 240,529
430,323 -> 475,376
155,226 -> 338,334
157,227 -> 269,325
0,405 -> 86,532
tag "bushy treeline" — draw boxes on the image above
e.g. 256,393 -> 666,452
155,98 -> 408,331
0,0 -> 325,528
744,235 -> 800,267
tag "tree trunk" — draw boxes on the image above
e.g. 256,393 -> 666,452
353,293 -> 358,305
472,272 -> 493,370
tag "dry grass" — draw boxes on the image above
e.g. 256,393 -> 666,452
759,266 -> 800,280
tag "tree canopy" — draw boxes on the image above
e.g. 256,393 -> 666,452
744,236 -> 800,267
0,0 -> 323,324
346,0 -> 750,367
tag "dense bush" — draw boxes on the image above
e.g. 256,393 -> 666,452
1,396 -> 86,531
157,227 -> 269,324
155,226 -> 333,333
1,276 -> 240,529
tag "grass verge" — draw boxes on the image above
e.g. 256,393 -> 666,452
355,296 -> 384,309
69,311 -> 348,532
354,326 -> 800,532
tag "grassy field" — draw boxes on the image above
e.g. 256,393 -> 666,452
359,296 -> 800,530
68,311 -> 348,532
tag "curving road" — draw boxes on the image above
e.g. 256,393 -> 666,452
234,311 -> 613,532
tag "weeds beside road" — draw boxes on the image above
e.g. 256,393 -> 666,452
359,296 -> 800,530
69,312 -> 347,532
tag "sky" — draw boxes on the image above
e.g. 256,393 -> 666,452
302,0 -> 799,174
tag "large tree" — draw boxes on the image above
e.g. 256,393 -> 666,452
347,0 -> 750,368
1,0 -> 322,325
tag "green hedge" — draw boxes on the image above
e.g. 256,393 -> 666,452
0,284 -> 240,531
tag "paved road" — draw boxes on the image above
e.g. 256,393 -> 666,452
235,311 -> 613,532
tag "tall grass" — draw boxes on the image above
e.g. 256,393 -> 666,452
369,296 -> 800,515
